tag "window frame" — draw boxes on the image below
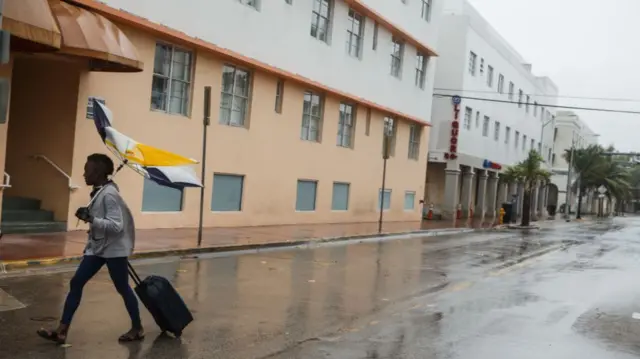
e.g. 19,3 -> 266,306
497,74 -> 504,94
390,37 -> 405,78
310,0 -> 332,43
494,121 -> 500,141
346,8 -> 365,58
463,107 -> 472,130
508,82 -> 515,100
331,182 -> 350,211
378,189 -> 392,211
404,191 -> 416,211
151,42 -> 194,116
219,64 -> 252,127
415,52 -> 428,89
296,180 -> 318,212
515,131 -> 520,149
301,91 -> 324,142
141,178 -> 184,213
211,173 -> 245,212
469,51 -> 477,76
482,116 -> 490,137
408,123 -> 421,160
421,0 -> 432,21
337,102 -> 356,148
486,65 -> 494,87
275,79 -> 284,114
505,126 -> 511,144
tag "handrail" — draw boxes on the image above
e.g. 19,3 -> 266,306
0,171 -> 10,189
31,155 -> 81,190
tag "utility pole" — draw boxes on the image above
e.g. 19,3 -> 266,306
378,123 -> 392,234
197,86 -> 211,247
564,132 -> 576,222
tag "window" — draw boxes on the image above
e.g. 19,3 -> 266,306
540,106 -> 545,119
552,153 -> 556,165
220,65 -> 251,126
538,142 -> 542,153
421,0 -> 432,21
390,37 -> 404,78
275,79 -> 284,114
296,180 -> 318,211
346,9 -> 364,58
475,111 -> 480,128
310,0 -> 331,42
372,22 -> 378,50
494,121 -> 500,141
463,107 -> 472,130
378,189 -> 392,210
211,174 -> 244,211
505,126 -> 511,144
548,148 -> 553,162
239,0 -> 259,9
533,102 -> 538,116
383,117 -> 396,156
332,182 -> 350,210
337,103 -> 355,148
151,43 -> 192,116
365,107 -> 371,136
285,0 -> 292,4
508,82 -> 514,100
301,91 -> 323,142
404,191 -> 416,210
526,95 -> 530,113
468,52 -> 477,75
415,52 -> 427,88
482,116 -> 489,137
408,124 -> 421,160
480,58 -> 484,75
518,89 -> 523,108
141,178 -> 183,212
522,135 -> 527,151
487,65 -> 494,87
515,131 -> 520,148
497,74 -> 504,93
530,138 -> 535,151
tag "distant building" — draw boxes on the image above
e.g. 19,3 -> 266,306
548,111 -> 599,213
425,0 -> 559,220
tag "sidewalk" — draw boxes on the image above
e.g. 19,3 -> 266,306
0,219 -> 496,269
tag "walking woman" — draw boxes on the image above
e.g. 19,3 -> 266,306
37,153 -> 143,344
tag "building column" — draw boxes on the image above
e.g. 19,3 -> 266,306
486,172 -> 499,221
531,181 -> 540,220
475,170 -> 488,218
517,182 -> 525,217
460,167 -> 475,219
441,168 -> 461,220
537,182 -> 546,218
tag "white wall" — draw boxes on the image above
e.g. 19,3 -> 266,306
100,0 -> 439,122
429,2 -> 558,168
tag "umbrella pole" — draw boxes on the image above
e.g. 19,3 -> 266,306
197,87 -> 212,247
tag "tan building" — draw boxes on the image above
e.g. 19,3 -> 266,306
0,0 -> 439,233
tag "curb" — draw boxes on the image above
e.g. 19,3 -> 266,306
0,227 -> 483,273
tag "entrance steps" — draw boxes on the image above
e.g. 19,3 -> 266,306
1,197 -> 66,234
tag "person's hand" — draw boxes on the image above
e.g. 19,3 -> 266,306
75,207 -> 94,223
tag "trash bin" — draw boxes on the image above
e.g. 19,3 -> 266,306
502,203 -> 513,223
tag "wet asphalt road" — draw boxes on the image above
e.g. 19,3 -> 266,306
0,218 -> 639,358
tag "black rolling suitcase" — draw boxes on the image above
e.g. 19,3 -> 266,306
127,262 -> 193,338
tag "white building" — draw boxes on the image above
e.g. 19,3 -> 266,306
425,0 -> 559,220
548,111 -> 599,214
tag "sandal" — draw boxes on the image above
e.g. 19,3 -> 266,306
36,328 -> 66,345
118,328 -> 145,342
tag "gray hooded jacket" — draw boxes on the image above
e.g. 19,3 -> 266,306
84,182 -> 136,258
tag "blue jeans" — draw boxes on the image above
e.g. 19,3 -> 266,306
61,256 -> 141,329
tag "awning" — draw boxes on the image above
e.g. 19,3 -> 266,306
49,0 -> 143,72
1,0 -> 62,51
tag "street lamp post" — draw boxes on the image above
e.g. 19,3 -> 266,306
378,121 -> 393,234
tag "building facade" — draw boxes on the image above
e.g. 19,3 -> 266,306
548,111 -> 599,214
0,0 -> 440,233
425,0 -> 559,220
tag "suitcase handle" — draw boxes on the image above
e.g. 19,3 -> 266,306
127,261 -> 142,286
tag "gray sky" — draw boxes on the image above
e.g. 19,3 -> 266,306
466,0 -> 640,152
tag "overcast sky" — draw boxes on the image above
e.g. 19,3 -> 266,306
466,0 -> 640,152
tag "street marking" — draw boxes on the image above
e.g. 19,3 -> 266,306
0,288 -> 26,312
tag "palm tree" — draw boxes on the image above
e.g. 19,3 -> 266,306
503,150 -> 551,226
564,145 -> 631,218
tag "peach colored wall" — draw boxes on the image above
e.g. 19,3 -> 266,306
4,56 -> 80,220
69,27 -> 430,230
0,59 -> 13,221
425,162 -> 445,207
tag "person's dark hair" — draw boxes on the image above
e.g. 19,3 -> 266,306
87,153 -> 114,177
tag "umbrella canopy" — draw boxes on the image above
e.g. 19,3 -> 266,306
91,99 -> 202,188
